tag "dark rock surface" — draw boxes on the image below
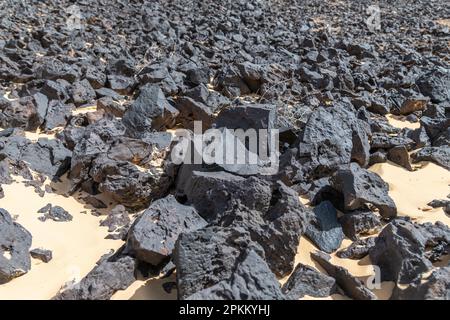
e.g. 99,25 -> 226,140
369,219 -> 433,284
30,248 -> 53,263
330,163 -> 397,219
305,200 -> 344,253
100,205 -> 130,240
174,226 -> 265,300
1,0 -> 449,301
282,263 -> 337,299
339,210 -> 382,241
0,208 -> 32,284
311,250 -> 377,300
391,266 -> 450,300
38,204 -> 73,222
336,237 -> 376,260
53,250 -> 136,300
186,249 -> 285,300
126,195 -> 207,266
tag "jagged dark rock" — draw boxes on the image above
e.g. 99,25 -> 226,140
173,226 -> 265,300
369,219 -> 432,284
329,163 -> 397,219
391,266 -> 450,300
305,200 -> 344,253
126,195 -> 207,266
100,205 -> 130,240
282,263 -> 337,299
336,237 -> 376,259
339,210 -> 382,241
0,208 -> 32,284
30,248 -> 53,263
53,249 -> 136,300
311,250 -> 377,300
186,249 -> 285,300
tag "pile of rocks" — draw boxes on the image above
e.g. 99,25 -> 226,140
0,0 -> 449,300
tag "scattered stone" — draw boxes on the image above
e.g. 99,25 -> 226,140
186,249 -> 285,300
388,145 -> 413,171
411,146 -> 450,170
30,248 -> 53,263
282,263 -> 337,299
38,205 -> 73,222
83,195 -> 107,209
392,266 -> 450,300
369,219 -> 432,284
173,226 -> 265,299
100,205 -> 130,240
336,237 -> 376,259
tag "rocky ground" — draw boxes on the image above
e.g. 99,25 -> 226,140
0,0 -> 449,300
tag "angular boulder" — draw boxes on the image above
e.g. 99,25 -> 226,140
330,163 -> 397,219
126,195 -> 207,266
282,263 -> 336,299
0,208 -> 32,284
305,201 -> 344,253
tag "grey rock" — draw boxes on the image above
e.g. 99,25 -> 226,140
339,210 -> 382,241
330,163 -> 397,219
388,145 -> 413,171
282,263 -> 336,299
0,208 -> 32,284
186,249 -> 284,300
311,250 -> 377,300
305,201 -> 344,253
126,195 -> 207,266
179,170 -> 272,222
392,266 -> 450,300
53,250 -> 135,300
336,237 -> 376,259
369,219 -> 432,284
30,248 -> 53,263
411,146 -> 450,170
173,226 -> 265,299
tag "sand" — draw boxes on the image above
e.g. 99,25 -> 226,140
386,114 -> 420,130
111,275 -> 177,300
370,161 -> 450,225
0,176 -> 123,300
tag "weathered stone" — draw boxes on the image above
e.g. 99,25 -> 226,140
339,210 -> 382,241
174,226 -> 265,299
330,163 -> 397,219
311,250 -> 377,300
336,237 -> 376,259
126,195 -> 207,266
369,219 -> 432,284
30,248 -> 53,263
186,249 -> 284,300
0,208 -> 32,284
388,145 -> 413,171
282,263 -> 336,299
53,250 -> 136,300
305,201 -> 344,253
